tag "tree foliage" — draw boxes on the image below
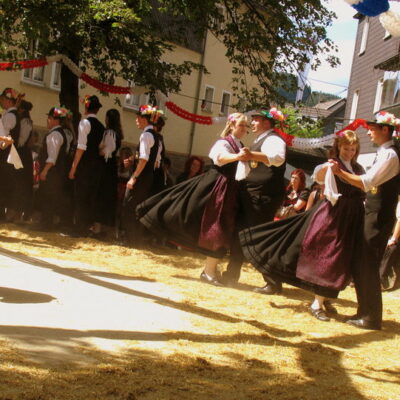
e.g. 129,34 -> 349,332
0,0 -> 339,114
282,107 -> 325,138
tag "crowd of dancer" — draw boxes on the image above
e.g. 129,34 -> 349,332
1,86 -> 399,331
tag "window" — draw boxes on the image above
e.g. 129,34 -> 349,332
124,82 -> 149,110
22,39 -> 45,85
373,78 -> 384,112
220,91 -> 231,115
349,89 -> 359,122
50,62 -> 62,90
380,71 -> 400,109
211,5 -> 225,30
359,18 -> 369,55
201,85 -> 214,112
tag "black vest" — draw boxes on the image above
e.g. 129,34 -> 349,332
39,127 -> 67,173
139,128 -> 160,175
246,131 -> 286,196
82,116 -> 105,161
365,145 -> 400,222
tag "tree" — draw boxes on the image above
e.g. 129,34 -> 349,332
282,107 -> 324,138
0,0 -> 339,118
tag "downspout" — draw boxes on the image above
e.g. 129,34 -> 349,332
187,30 -> 208,155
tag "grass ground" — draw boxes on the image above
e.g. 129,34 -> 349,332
0,224 -> 399,400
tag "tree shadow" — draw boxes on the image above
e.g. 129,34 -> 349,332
0,328 -> 373,400
0,287 -> 56,304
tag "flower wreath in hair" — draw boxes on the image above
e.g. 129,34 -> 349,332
139,104 -> 164,124
268,107 -> 286,122
2,88 -> 25,102
51,106 -> 70,119
375,111 -> 400,127
81,95 -> 92,107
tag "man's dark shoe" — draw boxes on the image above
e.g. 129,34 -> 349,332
346,318 -> 381,330
253,283 -> 282,295
309,307 -> 330,322
323,300 -> 338,315
220,272 -> 239,287
200,271 -> 223,287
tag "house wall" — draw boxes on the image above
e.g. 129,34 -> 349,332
344,15 -> 400,153
0,31 -> 258,176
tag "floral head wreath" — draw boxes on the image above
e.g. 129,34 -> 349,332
1,88 -> 25,101
138,104 -> 164,124
374,111 -> 400,128
81,95 -> 91,107
48,106 -> 69,119
81,95 -> 102,109
252,107 -> 287,122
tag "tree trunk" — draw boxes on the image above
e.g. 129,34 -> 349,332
59,52 -> 80,134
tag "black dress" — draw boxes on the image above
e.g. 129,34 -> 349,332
239,158 -> 365,298
96,129 -> 121,226
137,135 -> 241,258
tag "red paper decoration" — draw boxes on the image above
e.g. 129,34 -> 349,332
166,101 -> 213,125
335,119 -> 368,136
80,73 -> 131,94
0,58 -> 48,71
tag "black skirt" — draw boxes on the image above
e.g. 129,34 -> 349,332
137,168 -> 234,258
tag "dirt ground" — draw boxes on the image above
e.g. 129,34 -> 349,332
0,223 -> 399,400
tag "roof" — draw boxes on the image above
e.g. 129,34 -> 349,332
298,98 -> 346,119
374,54 -> 400,71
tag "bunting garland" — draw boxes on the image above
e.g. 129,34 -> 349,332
0,55 -> 132,94
165,101 -> 213,125
0,55 -> 373,150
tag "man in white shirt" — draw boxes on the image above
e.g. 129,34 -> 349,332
122,105 -> 162,244
331,111 -> 400,330
68,95 -> 105,236
35,107 -> 67,230
223,109 -> 287,293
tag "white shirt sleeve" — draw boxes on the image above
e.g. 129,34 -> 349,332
2,112 -> 16,135
0,117 -> 6,136
260,135 -> 286,167
139,131 -> 155,161
360,148 -> 400,192
208,139 -> 236,166
46,131 -> 64,164
18,118 -> 32,147
100,129 -> 116,160
77,119 -> 91,151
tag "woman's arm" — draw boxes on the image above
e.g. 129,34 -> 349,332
305,191 -> 317,211
293,198 -> 307,212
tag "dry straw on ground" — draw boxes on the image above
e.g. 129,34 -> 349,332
0,224 -> 399,400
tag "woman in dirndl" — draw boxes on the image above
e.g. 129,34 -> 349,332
137,112 -> 249,285
240,130 -> 365,321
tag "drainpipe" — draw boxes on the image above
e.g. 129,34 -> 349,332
187,31 -> 207,155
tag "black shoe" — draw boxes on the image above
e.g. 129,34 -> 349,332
29,223 -> 55,232
253,283 -> 282,295
220,272 -> 239,287
309,307 -> 330,322
200,271 -> 223,287
323,300 -> 338,315
346,318 -> 381,330
88,231 -> 107,241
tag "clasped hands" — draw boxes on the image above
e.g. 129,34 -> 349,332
237,147 -> 252,161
